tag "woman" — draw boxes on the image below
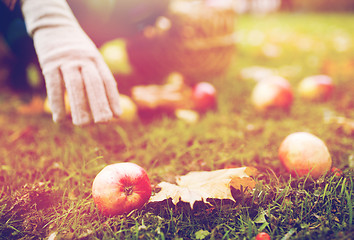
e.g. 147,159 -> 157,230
0,0 -> 168,126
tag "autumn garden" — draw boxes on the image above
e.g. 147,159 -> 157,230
0,1 -> 353,239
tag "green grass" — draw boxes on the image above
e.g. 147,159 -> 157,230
1,13 -> 354,239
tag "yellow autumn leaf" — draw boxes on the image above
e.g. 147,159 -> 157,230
229,176 -> 257,203
17,96 -> 44,115
150,167 -> 258,208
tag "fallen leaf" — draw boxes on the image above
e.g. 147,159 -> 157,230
47,232 -> 57,240
244,166 -> 259,177
8,125 -> 35,144
324,115 -> 354,135
8,182 -> 58,215
254,209 -> 268,224
150,167 -> 258,208
195,229 -> 210,240
175,109 -> 199,124
230,176 -> 256,203
230,176 -> 256,192
17,96 -> 44,115
151,182 -> 206,208
131,77 -> 193,111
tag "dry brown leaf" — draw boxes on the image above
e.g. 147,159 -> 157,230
244,166 -> 259,177
131,76 -> 193,110
8,125 -> 35,144
229,176 -> 256,202
150,167 -> 257,208
325,116 -> 354,135
17,96 -> 44,115
230,176 -> 256,191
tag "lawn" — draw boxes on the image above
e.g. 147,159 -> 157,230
0,13 -> 353,239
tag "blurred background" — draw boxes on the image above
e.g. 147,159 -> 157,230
0,0 -> 353,93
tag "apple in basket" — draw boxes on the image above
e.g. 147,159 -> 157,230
251,76 -> 293,111
191,82 -> 217,111
298,75 -> 334,101
92,162 -> 152,216
278,132 -> 332,179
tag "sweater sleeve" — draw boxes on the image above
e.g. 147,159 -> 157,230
2,0 -> 17,10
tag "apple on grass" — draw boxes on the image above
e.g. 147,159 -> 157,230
99,39 -> 132,75
298,75 -> 334,101
278,132 -> 332,179
92,162 -> 151,216
118,94 -> 138,122
331,167 -> 343,177
256,232 -> 271,240
251,76 -> 293,111
191,82 -> 217,112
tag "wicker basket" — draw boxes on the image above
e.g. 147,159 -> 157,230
126,1 -> 237,82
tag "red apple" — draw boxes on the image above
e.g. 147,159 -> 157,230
256,232 -> 271,240
192,82 -> 217,111
278,132 -> 332,179
251,76 -> 293,111
298,75 -> 334,101
331,167 -> 342,177
92,162 -> 151,216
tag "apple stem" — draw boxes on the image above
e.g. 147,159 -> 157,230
124,186 -> 134,196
